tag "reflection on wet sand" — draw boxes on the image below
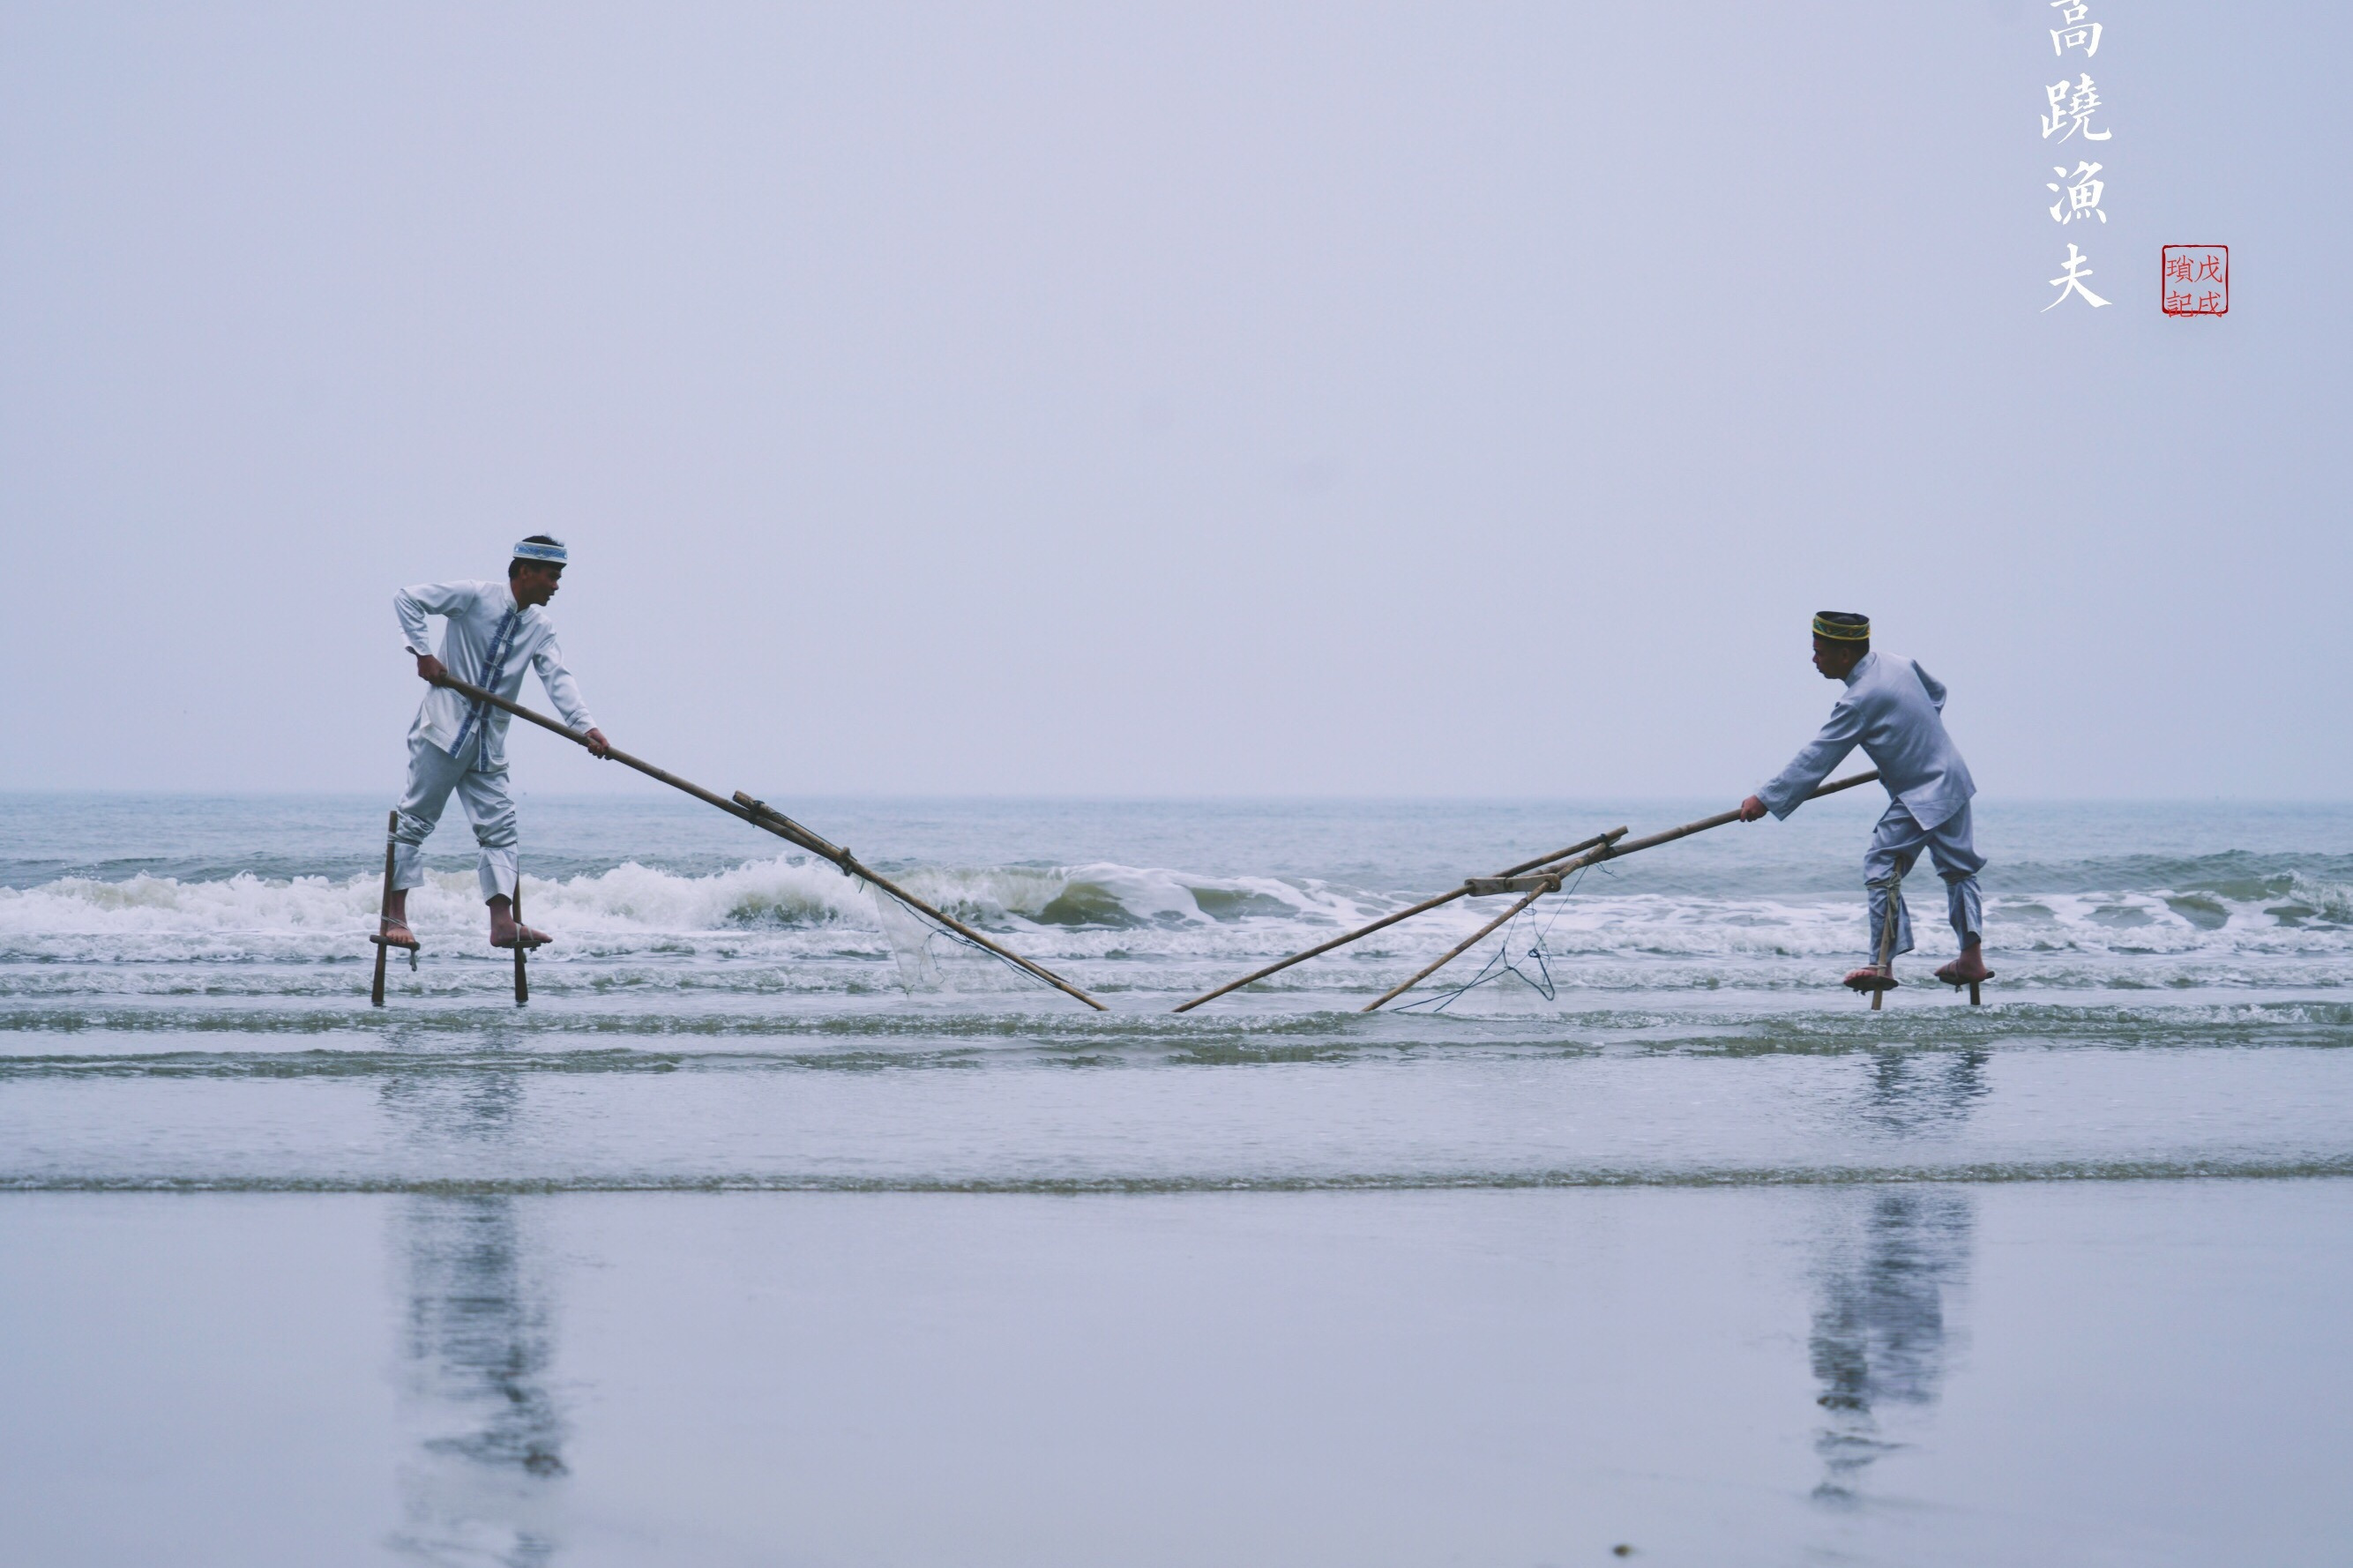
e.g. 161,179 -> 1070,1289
1808,1049 -> 1985,1505
385,1073 -> 568,1565
1808,1185 -> 1974,1504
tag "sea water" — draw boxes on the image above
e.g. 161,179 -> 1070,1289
2,790 -> 2349,1564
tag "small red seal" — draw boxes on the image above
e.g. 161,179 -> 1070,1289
2161,245 -> 2228,317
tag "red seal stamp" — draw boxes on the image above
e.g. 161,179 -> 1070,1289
2161,245 -> 2228,317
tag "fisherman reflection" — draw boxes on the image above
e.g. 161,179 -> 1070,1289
1856,1044 -> 1990,1139
1806,1046 -> 1985,1505
1807,1186 -> 1973,1504
383,1071 -> 568,1565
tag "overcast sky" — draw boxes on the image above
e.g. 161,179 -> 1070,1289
2,1 -> 2343,799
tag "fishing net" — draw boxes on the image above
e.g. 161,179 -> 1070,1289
1393,864 -> 1597,1013
865,880 -> 947,991
863,878 -> 1051,997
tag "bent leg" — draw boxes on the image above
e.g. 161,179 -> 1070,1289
453,762 -> 519,904
1864,803 -> 1930,961
391,737 -> 467,893
1923,803 -> 1988,948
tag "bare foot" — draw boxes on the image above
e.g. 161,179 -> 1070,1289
489,915 -> 550,950
377,891 -> 419,949
1843,967 -> 1897,992
1934,947 -> 1993,986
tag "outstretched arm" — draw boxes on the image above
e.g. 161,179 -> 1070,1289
1751,694 -> 1867,821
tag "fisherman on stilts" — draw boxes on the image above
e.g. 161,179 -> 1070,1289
1738,612 -> 1992,995
377,536 -> 609,952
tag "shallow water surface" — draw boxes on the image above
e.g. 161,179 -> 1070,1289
1,793 -> 2348,1563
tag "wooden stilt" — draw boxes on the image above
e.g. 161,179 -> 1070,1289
370,810 -> 399,1008
1968,979 -> 1981,1006
1869,870 -> 1903,1012
512,865 -> 529,1006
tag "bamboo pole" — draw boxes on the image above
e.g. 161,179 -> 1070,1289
728,791 -> 1104,1011
511,866 -> 529,1005
370,809 -> 399,1008
424,673 -> 1106,1012
1357,770 -> 1885,1013
1169,828 -> 1629,1014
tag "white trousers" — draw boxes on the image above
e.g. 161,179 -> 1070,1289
392,735 -> 518,902
1864,800 -> 1984,960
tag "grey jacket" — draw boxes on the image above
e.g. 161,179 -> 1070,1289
1757,651 -> 1976,829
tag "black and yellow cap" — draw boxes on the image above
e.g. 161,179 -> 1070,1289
1811,611 -> 1871,642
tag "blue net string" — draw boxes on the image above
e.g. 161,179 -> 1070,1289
1393,863 -> 1602,1013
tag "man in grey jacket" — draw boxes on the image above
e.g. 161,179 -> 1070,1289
1738,612 -> 1991,992
380,535 -> 609,952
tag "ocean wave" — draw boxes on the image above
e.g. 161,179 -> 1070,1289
1994,849 -> 2353,901
0,855 -> 1357,942
1,855 -> 2347,991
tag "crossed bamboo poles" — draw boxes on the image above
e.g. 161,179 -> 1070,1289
386,675 -> 1106,1012
1174,770 -> 1884,1014
369,691 -> 1883,1019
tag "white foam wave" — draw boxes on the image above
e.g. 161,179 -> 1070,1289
0,856 -> 874,965
0,858 -> 2345,985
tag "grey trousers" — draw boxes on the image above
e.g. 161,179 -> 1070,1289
1864,800 -> 1984,960
391,735 -> 518,902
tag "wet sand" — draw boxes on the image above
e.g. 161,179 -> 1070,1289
4,1180 -> 2347,1566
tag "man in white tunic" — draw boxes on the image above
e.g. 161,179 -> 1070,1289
1738,612 -> 1991,992
380,536 -> 609,951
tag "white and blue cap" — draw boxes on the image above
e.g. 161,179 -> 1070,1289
512,536 -> 569,565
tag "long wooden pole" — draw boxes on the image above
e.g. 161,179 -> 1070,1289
370,809 -> 399,1008
1356,770 -> 1885,1013
1169,827 -> 1630,1014
425,674 -> 1106,1011
729,790 -> 1106,1010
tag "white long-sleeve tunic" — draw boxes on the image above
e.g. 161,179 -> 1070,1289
394,579 -> 595,769
1756,650 -> 1976,829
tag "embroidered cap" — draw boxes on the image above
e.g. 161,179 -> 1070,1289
512,536 -> 569,565
1811,611 -> 1870,642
